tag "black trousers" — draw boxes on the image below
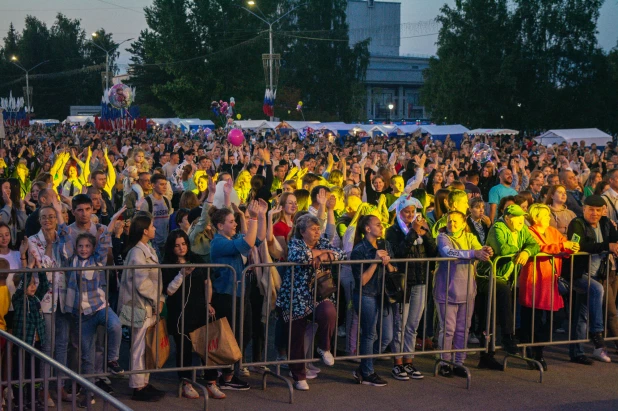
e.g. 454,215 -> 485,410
169,316 -> 218,381
476,277 -> 515,348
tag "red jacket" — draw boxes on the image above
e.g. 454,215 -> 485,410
518,225 -> 572,311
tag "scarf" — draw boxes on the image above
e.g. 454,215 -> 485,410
389,193 -> 422,236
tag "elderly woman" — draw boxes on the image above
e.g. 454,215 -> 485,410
275,214 -> 345,391
519,203 -> 579,370
118,212 -> 166,402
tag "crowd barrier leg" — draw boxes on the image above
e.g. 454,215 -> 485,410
501,256 -> 543,383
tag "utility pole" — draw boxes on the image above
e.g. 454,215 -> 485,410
10,56 -> 49,114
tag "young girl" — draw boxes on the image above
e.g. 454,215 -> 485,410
434,211 -> 492,377
122,165 -> 144,204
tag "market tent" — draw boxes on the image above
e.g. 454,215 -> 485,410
420,124 -> 470,147
64,116 -> 94,125
30,119 -> 60,126
316,122 -> 362,135
149,118 -> 181,127
235,120 -> 269,130
178,119 -> 215,131
469,128 -> 519,136
276,121 -> 320,131
535,128 -> 612,147
397,125 -> 421,135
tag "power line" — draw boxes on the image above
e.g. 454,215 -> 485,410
93,0 -> 145,15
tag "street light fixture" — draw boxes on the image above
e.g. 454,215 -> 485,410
9,56 -> 49,115
388,103 -> 394,123
238,1 -> 308,121
90,33 -> 134,93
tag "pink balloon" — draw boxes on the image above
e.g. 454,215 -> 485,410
227,129 -> 245,146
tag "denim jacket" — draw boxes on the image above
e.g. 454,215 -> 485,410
350,238 -> 394,298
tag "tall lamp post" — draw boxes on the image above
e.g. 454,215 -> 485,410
388,103 -> 394,123
90,33 -> 134,92
10,56 -> 49,115
239,1 -> 308,121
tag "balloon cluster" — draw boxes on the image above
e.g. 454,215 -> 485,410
296,101 -> 303,111
471,143 -> 495,165
108,84 -> 133,109
210,97 -> 237,127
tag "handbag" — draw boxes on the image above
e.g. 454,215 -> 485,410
314,267 -> 337,300
119,300 -> 148,328
145,319 -> 170,369
384,270 -> 406,304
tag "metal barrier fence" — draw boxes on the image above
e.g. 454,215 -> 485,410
490,252 -> 617,382
0,328 -> 131,411
0,252 -> 614,407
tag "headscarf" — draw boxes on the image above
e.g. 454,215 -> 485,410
389,193 -> 423,236
213,180 -> 240,209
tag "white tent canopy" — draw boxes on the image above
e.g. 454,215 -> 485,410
420,124 -> 470,135
535,128 -> 612,147
469,128 -> 519,136
276,121 -> 321,131
64,116 -> 94,125
30,119 -> 60,126
235,120 -> 269,130
178,119 -> 214,130
397,125 -> 421,135
149,118 -> 181,127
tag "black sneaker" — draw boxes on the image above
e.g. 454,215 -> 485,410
453,365 -> 468,378
131,385 -> 165,402
501,334 -> 520,355
478,353 -> 504,371
352,368 -> 363,384
438,364 -> 453,378
107,360 -> 124,375
95,379 -> 114,394
77,394 -> 95,408
391,364 -> 409,381
590,332 -> 606,350
402,363 -> 424,379
219,375 -> 250,391
361,373 -> 388,387
570,355 -> 594,366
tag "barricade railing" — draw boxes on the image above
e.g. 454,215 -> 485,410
0,263 -> 236,411
0,328 -> 132,411
239,257 -> 491,394
489,251 -> 616,382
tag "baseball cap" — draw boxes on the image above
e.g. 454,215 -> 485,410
504,204 -> 527,217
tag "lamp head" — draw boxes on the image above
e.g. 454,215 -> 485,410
248,1 -> 255,5
92,32 -> 98,37
388,104 -> 394,110
10,56 -> 17,61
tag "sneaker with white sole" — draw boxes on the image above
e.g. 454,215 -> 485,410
402,363 -> 424,379
289,369 -> 317,380
362,372 -> 388,387
468,333 -> 480,345
206,383 -> 226,399
592,347 -> 611,363
219,375 -> 250,391
317,347 -> 335,366
248,365 -> 270,374
293,380 -> 309,391
306,363 -> 321,373
182,383 -> 199,399
239,367 -> 250,377
391,365 -> 409,381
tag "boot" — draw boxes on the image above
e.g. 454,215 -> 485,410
590,332 -> 605,350
501,334 -> 519,355
478,352 -> 504,371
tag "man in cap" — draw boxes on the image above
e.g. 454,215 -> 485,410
565,195 -> 618,364
477,204 -> 540,370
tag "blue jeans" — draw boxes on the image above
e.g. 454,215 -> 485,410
569,275 -> 604,358
392,285 -> 426,360
76,308 -> 122,380
354,295 -> 379,377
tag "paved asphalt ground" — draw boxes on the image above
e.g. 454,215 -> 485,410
96,343 -> 618,411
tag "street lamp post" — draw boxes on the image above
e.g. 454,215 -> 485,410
239,1 -> 308,121
388,103 -> 394,123
90,33 -> 134,93
10,56 -> 49,114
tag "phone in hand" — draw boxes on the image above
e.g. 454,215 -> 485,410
571,233 -> 581,244
376,239 -> 385,250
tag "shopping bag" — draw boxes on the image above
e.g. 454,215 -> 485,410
189,317 -> 242,366
145,319 -> 170,369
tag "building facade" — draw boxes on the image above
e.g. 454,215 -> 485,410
346,0 -> 430,121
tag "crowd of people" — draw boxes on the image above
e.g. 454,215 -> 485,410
0,122 -> 617,406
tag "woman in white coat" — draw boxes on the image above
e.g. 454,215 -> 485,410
118,212 -> 166,402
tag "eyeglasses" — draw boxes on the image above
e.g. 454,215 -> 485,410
40,215 -> 57,221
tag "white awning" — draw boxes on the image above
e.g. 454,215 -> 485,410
535,128 -> 612,147
468,128 -> 519,136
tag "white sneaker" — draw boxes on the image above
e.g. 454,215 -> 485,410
306,363 -> 321,373
592,347 -> 611,363
289,369 -> 317,380
206,383 -> 226,399
239,367 -> 250,377
182,383 -> 199,399
293,380 -> 309,391
468,333 -> 480,344
317,347 -> 335,366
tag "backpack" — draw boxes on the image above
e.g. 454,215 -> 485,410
145,195 -> 171,214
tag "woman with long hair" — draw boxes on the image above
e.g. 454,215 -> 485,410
426,188 -> 449,227
272,192 -> 297,252
544,184 -> 577,236
293,189 -> 310,212
350,214 -> 395,387
584,170 -> 602,198
425,169 -> 445,196
0,178 -> 27,249
118,212 -> 166,402
162,229 -> 223,400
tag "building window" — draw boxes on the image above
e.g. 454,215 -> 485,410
404,90 -> 422,118
371,88 -> 396,119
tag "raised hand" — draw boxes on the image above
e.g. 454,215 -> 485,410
19,237 -> 29,257
207,176 -> 216,195
326,194 -> 336,210
316,188 -> 327,206
268,205 -> 282,220
247,200 -> 260,219
257,198 -> 269,215
223,178 -> 233,196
